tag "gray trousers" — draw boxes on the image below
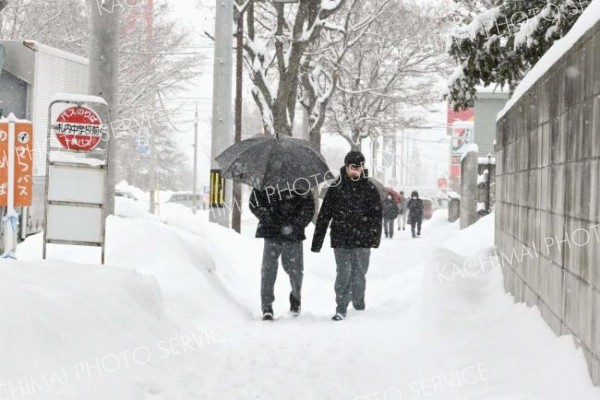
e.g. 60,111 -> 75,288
261,239 -> 304,312
333,248 -> 371,315
398,212 -> 407,229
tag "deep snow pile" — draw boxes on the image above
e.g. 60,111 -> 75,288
1,202 -> 599,399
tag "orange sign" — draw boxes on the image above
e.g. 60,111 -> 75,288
0,121 -> 34,207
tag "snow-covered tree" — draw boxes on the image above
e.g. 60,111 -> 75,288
448,0 -> 591,111
326,0 -> 450,150
240,0 -> 346,137
0,0 -> 200,191
298,0 -> 390,149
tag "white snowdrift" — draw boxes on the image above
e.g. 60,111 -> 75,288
1,198 -> 598,399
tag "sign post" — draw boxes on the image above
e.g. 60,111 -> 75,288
0,113 -> 34,259
43,94 -> 110,264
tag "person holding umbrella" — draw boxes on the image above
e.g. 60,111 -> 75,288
216,134 -> 329,321
311,151 -> 383,321
407,190 -> 424,238
250,187 -> 315,320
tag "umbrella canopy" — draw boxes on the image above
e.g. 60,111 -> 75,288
385,187 -> 402,202
215,135 -> 330,192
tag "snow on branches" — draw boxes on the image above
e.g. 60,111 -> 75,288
447,0 -> 592,111
242,0 -> 346,137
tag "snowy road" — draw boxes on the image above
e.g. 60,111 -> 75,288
2,204 -> 599,399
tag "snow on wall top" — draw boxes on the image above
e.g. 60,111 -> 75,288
497,0 -> 600,121
460,143 -> 479,162
0,113 -> 30,123
50,93 -> 108,106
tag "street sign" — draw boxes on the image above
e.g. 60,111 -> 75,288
54,106 -> 105,152
0,120 -> 33,207
44,94 -> 110,264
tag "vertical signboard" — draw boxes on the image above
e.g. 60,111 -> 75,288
0,121 -> 33,207
210,169 -> 225,207
447,106 -> 475,189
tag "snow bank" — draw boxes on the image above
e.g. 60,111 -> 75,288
0,260 -> 182,399
417,214 -> 599,399
498,0 -> 600,120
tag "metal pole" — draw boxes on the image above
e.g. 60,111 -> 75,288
1,115 -> 17,258
232,9 -> 243,233
486,153 -> 491,212
192,101 -> 199,214
209,0 -> 234,227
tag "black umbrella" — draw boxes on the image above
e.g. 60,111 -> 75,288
215,135 -> 330,192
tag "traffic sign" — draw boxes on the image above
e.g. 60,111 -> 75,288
54,106 -> 105,151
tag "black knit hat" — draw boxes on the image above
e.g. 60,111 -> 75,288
344,151 -> 366,166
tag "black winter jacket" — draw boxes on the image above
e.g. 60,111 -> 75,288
407,197 -> 424,223
383,198 -> 399,220
311,168 -> 383,251
250,188 -> 315,242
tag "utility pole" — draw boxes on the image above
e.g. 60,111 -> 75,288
192,101 -> 199,214
88,0 -> 120,215
232,6 -> 244,233
209,0 -> 234,227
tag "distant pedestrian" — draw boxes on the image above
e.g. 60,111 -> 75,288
382,194 -> 399,238
250,187 -> 315,321
406,190 -> 424,238
397,191 -> 407,231
311,151 -> 383,321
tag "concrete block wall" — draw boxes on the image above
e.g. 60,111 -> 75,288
460,151 -> 480,229
495,19 -> 600,385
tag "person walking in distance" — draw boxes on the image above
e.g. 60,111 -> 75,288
397,191 -> 407,231
406,190 -> 424,238
250,187 -> 315,321
382,194 -> 399,238
311,151 -> 383,321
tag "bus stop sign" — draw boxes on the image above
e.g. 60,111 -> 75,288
54,106 -> 104,151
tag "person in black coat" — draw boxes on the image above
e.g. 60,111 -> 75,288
250,187 -> 315,320
311,151 -> 383,321
382,194 -> 399,238
406,190 -> 424,238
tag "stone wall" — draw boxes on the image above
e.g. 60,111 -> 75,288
460,151 -> 480,229
495,19 -> 600,385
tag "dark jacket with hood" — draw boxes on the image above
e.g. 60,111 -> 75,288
250,188 -> 315,242
311,167 -> 383,251
407,195 -> 424,223
383,197 -> 399,220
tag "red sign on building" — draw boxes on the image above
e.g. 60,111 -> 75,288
54,106 -> 105,152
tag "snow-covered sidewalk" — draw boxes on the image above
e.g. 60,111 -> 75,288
1,203 -> 598,399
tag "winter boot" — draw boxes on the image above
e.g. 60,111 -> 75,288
290,293 -> 301,317
331,313 -> 345,321
262,307 -> 274,321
